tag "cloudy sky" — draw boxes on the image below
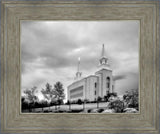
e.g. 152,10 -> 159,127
21,21 -> 139,101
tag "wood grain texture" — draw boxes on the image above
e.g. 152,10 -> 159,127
1,0 -> 159,133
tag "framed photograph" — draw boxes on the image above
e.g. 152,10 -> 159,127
21,20 -> 140,114
1,0 -> 159,133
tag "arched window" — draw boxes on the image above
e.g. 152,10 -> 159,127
95,82 -> 97,88
95,90 -> 96,95
106,77 -> 110,88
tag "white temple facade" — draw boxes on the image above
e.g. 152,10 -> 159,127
67,44 -> 115,101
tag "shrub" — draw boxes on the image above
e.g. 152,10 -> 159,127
104,92 -> 118,102
110,92 -> 117,97
104,95 -> 109,102
57,99 -> 64,105
97,108 -> 104,113
97,96 -> 102,102
108,99 -> 124,113
50,100 -> 58,106
77,99 -> 83,105
84,99 -> 90,103
70,100 -> 77,104
66,100 -> 70,105
21,100 -> 29,110
123,89 -> 138,110
71,109 -> 83,113
44,110 -> 49,113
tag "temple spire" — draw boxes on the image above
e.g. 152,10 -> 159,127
75,57 -> 82,81
101,44 -> 105,57
98,44 -> 112,70
77,57 -> 80,72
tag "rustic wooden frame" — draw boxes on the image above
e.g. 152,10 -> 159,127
1,0 -> 159,133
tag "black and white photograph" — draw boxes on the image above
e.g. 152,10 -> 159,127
21,21 -> 139,113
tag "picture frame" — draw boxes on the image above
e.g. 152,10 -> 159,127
1,0 -> 159,133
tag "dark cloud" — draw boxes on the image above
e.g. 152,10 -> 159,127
113,75 -> 126,81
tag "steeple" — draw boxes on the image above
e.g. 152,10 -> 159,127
75,57 -> 82,80
101,44 -> 106,57
98,44 -> 111,70
77,57 -> 80,72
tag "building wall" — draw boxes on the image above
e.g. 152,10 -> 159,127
95,72 -> 102,97
68,69 -> 115,101
95,69 -> 114,98
67,76 -> 99,101
112,78 -> 115,93
70,86 -> 83,99
67,79 -> 86,101
85,76 -> 98,101
102,69 -> 113,96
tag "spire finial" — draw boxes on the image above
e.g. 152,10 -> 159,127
101,44 -> 105,57
75,57 -> 82,80
77,57 -> 80,72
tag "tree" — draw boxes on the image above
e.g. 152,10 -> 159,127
39,100 -> 47,112
108,99 -> 124,113
21,96 -> 25,103
54,81 -> 65,107
24,86 -> 39,112
77,99 -> 83,105
50,99 -> 58,110
104,92 -> 118,102
21,96 -> 29,111
41,83 -> 56,110
66,100 -> 71,110
97,96 -> 102,102
24,86 -> 38,102
110,92 -> 117,97
97,96 -> 102,108
104,95 -> 109,102
123,89 -> 138,110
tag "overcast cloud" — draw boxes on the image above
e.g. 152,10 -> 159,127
21,21 -> 139,100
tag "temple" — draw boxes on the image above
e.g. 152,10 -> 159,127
67,44 -> 115,101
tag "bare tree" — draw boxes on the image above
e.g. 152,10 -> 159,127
24,86 -> 39,112
54,81 -> 65,108
41,83 -> 56,110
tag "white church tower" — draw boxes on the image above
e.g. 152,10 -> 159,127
95,44 -> 114,97
98,44 -> 112,71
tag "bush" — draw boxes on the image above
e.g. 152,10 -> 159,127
103,92 -> 118,102
97,108 -> 104,113
77,99 -> 83,105
50,100 -> 58,106
104,95 -> 109,102
123,89 -> 138,110
70,100 -> 77,104
22,100 -> 29,110
87,109 -> 92,113
57,99 -> 64,105
71,109 -> 83,113
97,96 -> 102,102
90,101 -> 96,103
108,99 -> 124,113
110,92 -> 117,97
66,100 -> 70,105
44,110 -> 49,113
84,99 -> 90,103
